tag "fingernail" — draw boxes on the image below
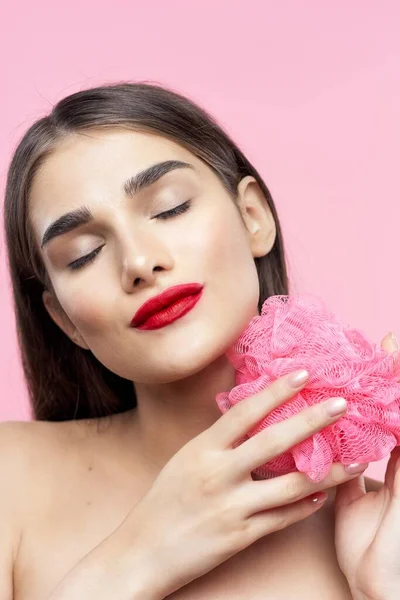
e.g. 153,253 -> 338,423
390,332 -> 399,349
310,491 -> 328,505
326,397 -> 347,417
287,369 -> 309,388
345,462 -> 368,474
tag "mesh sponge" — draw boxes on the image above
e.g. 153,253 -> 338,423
215,294 -> 400,483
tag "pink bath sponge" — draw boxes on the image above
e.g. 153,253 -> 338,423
216,294 -> 400,483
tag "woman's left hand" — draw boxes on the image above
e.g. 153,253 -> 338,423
334,332 -> 400,600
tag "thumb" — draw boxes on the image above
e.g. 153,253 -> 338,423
334,475 -> 366,513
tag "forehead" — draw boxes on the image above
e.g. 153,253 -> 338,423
29,128 -> 205,234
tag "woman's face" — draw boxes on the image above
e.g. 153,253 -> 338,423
29,128 -> 276,383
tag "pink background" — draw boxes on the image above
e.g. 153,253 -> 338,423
1,1 -> 399,481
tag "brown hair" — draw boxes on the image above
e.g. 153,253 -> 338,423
3,81 -> 289,422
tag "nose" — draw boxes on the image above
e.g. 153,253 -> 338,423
121,256 -> 161,292
120,238 -> 173,293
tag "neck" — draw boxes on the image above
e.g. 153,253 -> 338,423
130,354 -> 237,476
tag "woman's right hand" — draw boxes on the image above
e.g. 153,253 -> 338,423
126,370 -> 368,598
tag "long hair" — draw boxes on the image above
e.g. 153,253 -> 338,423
3,81 -> 289,422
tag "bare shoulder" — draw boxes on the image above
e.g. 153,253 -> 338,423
0,415 -> 100,447
0,419 -> 54,599
0,419 -> 62,491
0,418 -> 83,543
0,419 -> 43,473
0,418 -> 86,502
0,418 -> 72,460
0,420 -> 36,504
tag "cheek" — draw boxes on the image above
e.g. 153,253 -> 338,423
198,209 -> 261,337
55,285 -> 114,338
204,210 -> 259,293
186,205 -> 251,266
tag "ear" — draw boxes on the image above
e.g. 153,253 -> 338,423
42,289 -> 90,350
236,176 -> 276,258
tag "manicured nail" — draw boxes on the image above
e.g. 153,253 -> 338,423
345,462 -> 368,474
287,369 -> 309,388
310,491 -> 328,505
390,332 -> 399,349
326,397 -> 347,417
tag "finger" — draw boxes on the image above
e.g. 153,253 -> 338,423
366,491 -> 400,557
239,461 -> 367,515
210,369 -> 310,448
232,394 -> 347,476
381,332 -> 400,378
334,475 -> 366,513
244,491 -> 329,545
385,445 -> 400,492
381,331 -> 399,354
392,449 -> 400,498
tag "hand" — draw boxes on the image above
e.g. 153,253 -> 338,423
124,371 -> 365,598
334,332 -> 400,600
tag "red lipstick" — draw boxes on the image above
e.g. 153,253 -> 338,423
131,283 -> 204,330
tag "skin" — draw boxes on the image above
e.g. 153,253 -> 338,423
12,127 -> 384,598
29,127 -> 276,476
333,333 -> 400,599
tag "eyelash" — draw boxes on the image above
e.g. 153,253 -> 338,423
67,200 -> 192,271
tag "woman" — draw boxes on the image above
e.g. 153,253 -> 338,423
1,82 -> 398,599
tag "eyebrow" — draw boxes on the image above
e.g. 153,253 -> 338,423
40,159 -> 194,248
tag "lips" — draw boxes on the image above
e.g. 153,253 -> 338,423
130,283 -> 204,327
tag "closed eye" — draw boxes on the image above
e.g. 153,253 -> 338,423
67,245 -> 105,271
153,199 -> 192,220
67,200 -> 192,271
